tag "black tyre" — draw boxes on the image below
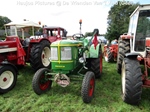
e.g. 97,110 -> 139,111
0,65 -> 17,94
91,47 -> 103,78
121,58 -> 142,105
81,71 -> 95,103
117,38 -> 130,74
32,68 -> 52,95
30,40 -> 51,71
104,48 -> 113,62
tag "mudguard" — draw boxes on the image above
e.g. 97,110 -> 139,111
0,62 -> 18,75
125,52 -> 141,58
89,44 -> 100,58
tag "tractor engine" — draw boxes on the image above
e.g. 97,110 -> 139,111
50,40 -> 83,86
50,40 -> 83,71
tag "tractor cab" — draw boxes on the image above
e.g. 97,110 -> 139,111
4,21 -> 41,47
43,26 -> 67,42
128,4 -> 150,57
5,21 -> 41,39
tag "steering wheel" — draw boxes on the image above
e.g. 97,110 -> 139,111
72,33 -> 85,40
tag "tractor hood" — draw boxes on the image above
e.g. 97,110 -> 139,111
51,40 -> 83,47
50,39 -> 83,73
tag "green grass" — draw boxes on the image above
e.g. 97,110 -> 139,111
1,61 -> 150,112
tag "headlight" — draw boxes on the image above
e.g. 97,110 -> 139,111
61,47 -> 72,60
51,47 -> 58,60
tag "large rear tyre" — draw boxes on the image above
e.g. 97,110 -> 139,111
30,40 -> 51,71
117,39 -> 130,74
0,65 -> 17,94
32,68 -> 52,95
104,48 -> 113,62
81,71 -> 95,103
121,58 -> 142,105
91,47 -> 103,78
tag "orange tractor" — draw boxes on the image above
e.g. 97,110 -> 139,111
0,21 -> 67,94
117,4 -> 150,105
103,39 -> 118,62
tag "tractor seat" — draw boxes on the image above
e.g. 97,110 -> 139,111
22,38 -> 30,47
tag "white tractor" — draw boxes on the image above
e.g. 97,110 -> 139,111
117,4 -> 150,105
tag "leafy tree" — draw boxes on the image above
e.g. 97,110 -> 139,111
0,16 -> 11,30
106,1 -> 139,41
85,32 -> 93,36
85,32 -> 103,37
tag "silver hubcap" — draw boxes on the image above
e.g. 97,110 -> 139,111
104,56 -> 108,62
0,71 -> 14,89
121,61 -> 126,95
41,47 -> 51,67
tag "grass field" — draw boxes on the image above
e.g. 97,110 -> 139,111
1,60 -> 150,112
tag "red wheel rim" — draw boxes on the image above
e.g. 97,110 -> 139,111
42,54 -> 45,59
88,77 -> 95,96
39,74 -> 51,90
100,55 -> 103,73
3,77 -> 7,82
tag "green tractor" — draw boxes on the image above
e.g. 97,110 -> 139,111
32,29 -> 103,103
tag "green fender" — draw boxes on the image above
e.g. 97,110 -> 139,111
89,44 -> 100,58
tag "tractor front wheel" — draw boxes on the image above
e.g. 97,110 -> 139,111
117,39 -> 130,74
30,40 -> 51,71
121,58 -> 142,105
32,68 -> 52,95
0,65 -> 17,94
81,71 -> 95,103
91,47 -> 103,78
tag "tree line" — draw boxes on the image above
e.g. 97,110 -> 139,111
105,1 -> 139,41
0,16 -> 11,30
83,1 -> 139,40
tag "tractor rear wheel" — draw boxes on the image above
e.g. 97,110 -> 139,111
91,47 -> 103,78
0,65 -> 17,94
104,48 -> 113,62
30,40 -> 51,71
121,58 -> 142,105
117,39 -> 130,74
32,68 -> 52,95
81,71 -> 95,103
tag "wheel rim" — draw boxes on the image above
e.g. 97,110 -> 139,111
121,61 -> 126,95
88,77 -> 95,96
39,74 -> 51,90
41,47 -> 51,67
0,71 -> 14,89
104,55 -> 108,62
100,55 -> 103,73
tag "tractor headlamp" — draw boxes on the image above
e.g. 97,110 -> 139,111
79,57 -> 84,63
51,47 -> 58,60
61,47 -> 72,60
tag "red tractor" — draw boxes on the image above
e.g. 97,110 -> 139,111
117,4 -> 150,105
103,40 -> 118,62
0,21 -> 67,94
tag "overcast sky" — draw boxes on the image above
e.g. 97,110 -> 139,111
0,0 -> 149,35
